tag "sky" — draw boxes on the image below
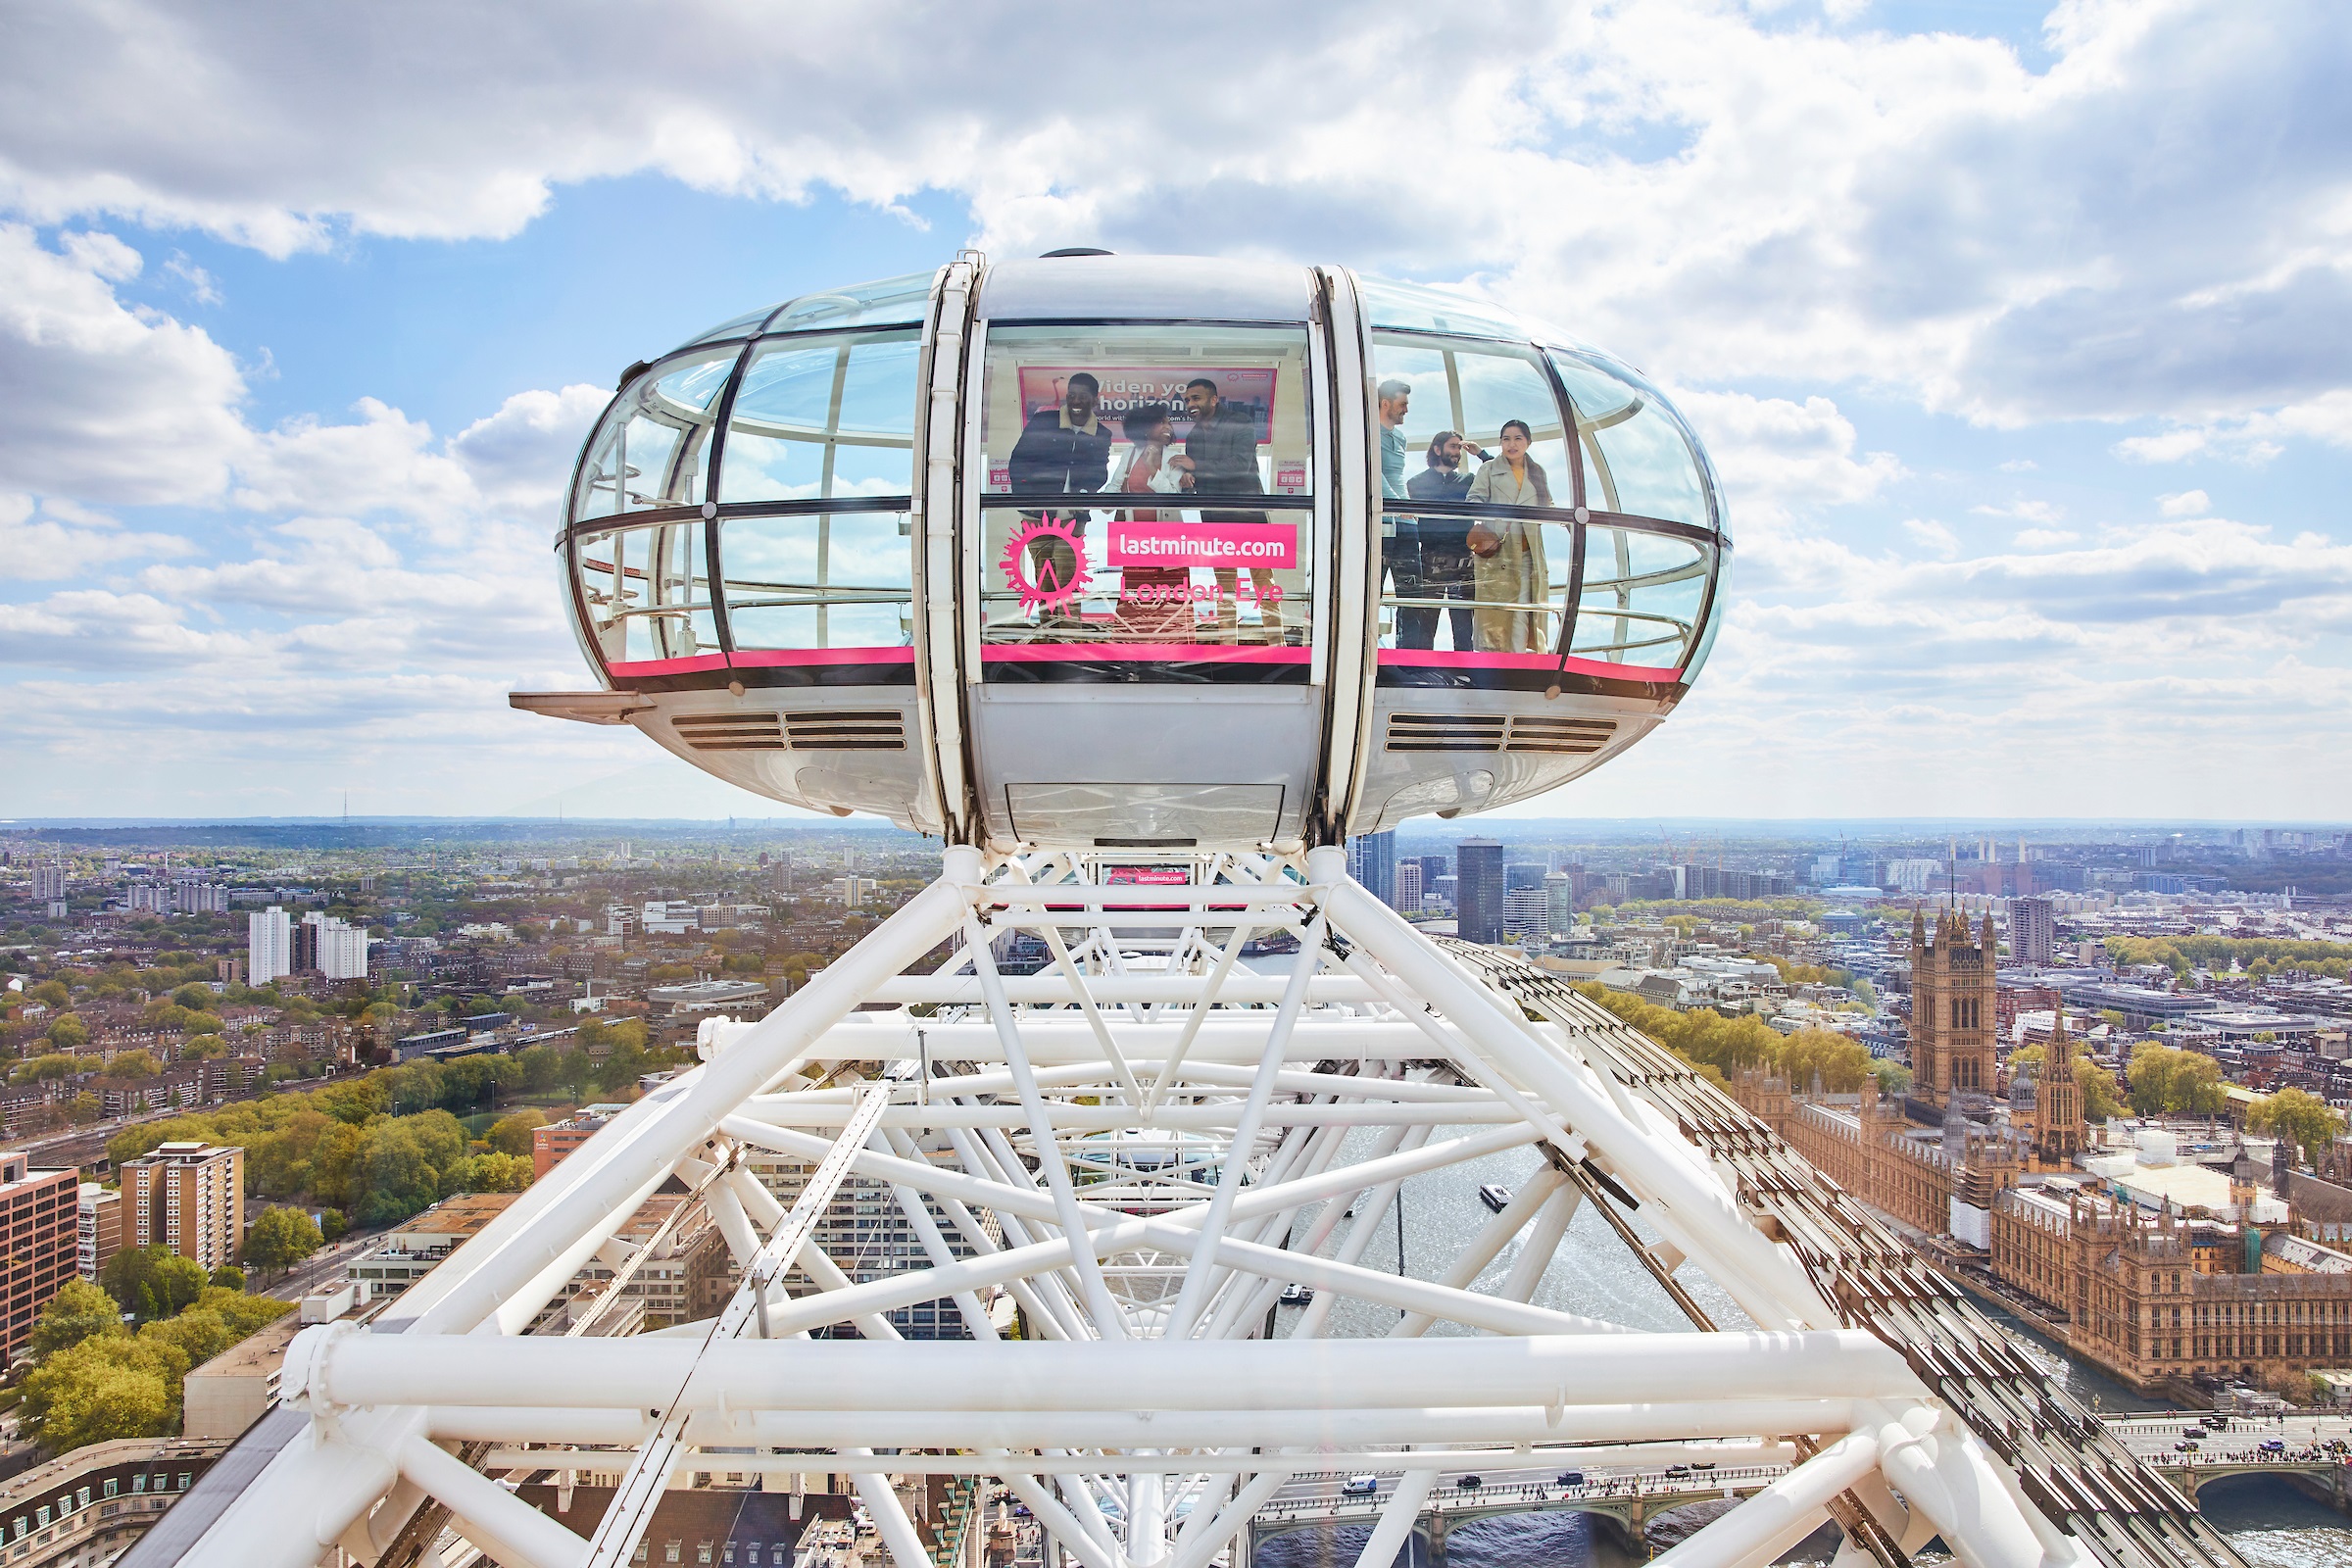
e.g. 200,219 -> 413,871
3,0 -> 2350,825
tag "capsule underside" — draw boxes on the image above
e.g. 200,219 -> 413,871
534,255 -> 1729,850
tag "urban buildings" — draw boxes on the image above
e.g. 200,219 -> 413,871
29,863 -> 66,902
77,1182 -> 121,1283
294,911 -> 369,981
1456,838 -> 1504,945
1348,830 -> 1396,908
2010,895 -> 2056,967
246,906 -> 291,986
1396,860 -> 1424,914
533,1105 -> 630,1179
1909,909 -> 1998,1106
0,1154 -> 79,1361
119,1143 -> 245,1273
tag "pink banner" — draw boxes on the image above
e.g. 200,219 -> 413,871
1106,518 -> 1298,569
1016,367 -> 1277,442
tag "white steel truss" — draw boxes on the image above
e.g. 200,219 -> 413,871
173,847 -> 2231,1568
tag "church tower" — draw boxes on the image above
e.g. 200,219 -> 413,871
2029,1007 -> 2084,1166
1909,908 -> 1997,1109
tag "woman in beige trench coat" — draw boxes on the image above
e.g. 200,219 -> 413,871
1463,418 -> 1553,653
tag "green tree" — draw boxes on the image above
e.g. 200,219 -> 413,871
27,1280 -> 125,1361
243,1205 -> 323,1280
2127,1045 -> 2229,1116
101,1247 -> 209,1321
97,1049 -> 160,1084
26,979 -> 69,1008
20,1338 -> 178,1452
45,1014 -> 89,1052
170,983 -> 216,1010
487,1109 -> 546,1158
2248,1087 -> 2342,1165
2076,1059 -> 2126,1123
318,1207 -> 348,1243
15,1053 -> 76,1085
209,1265 -> 246,1291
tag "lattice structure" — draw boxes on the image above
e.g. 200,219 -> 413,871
149,849 -> 2244,1568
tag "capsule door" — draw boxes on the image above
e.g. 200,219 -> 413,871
959,313 -> 1332,851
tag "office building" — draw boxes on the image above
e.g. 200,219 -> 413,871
30,863 -> 67,902
119,1143 -> 245,1273
1505,861 -> 1547,893
2009,895 -> 2056,968
1348,830 -> 1396,907
1396,860 -> 1424,914
0,1154 -> 78,1361
247,906 -> 291,986
77,1183 -> 122,1283
1501,886 -> 1546,942
1456,839 -> 1504,945
1544,871 -> 1577,936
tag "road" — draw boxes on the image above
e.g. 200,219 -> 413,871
2105,1412 -> 2352,1469
256,1227 -> 392,1302
1258,1460 -> 1788,1519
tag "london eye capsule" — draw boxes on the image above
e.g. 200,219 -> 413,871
514,254 -> 1729,849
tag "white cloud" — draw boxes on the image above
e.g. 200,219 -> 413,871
450,384 -> 610,511
2158,489 -> 2210,516
0,1 -> 2345,435
2013,527 -> 2081,549
0,493 -> 192,580
0,222 -> 250,504
1670,391 -> 1903,529
1902,518 -> 1959,559
2118,392 -> 2352,465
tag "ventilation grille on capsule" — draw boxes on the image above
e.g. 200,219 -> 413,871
1385,712 -> 1617,755
671,710 -> 907,753
671,712 -> 786,752
783,710 -> 906,752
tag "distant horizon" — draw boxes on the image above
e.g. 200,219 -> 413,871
6,813 -> 2346,833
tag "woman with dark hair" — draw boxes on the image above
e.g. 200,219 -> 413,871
1463,418 -> 1552,653
1402,429 -> 1487,649
1110,405 -> 1191,639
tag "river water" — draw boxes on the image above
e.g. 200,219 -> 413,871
1248,1130 -> 2352,1568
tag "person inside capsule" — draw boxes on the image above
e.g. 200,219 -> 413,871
1402,428 -> 1487,651
1169,376 -> 1279,640
1109,403 -> 1191,640
1008,370 -> 1112,627
1465,417 -> 1552,653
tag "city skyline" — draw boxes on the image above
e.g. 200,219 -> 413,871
3,1 -> 2350,821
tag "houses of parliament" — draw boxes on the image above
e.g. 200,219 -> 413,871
1731,908 -> 2352,1396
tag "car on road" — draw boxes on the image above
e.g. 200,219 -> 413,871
2260,1440 -> 2286,1454
2183,1428 -> 2206,1441
1664,1465 -> 1691,1478
1343,1477 -> 1378,1496
1555,1471 -> 1585,1488
1454,1475 -> 1482,1490
2173,1442 -> 2199,1453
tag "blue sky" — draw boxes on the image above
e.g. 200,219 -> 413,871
3,0 -> 2350,824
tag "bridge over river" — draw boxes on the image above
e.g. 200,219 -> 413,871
1247,1414 -> 2352,1563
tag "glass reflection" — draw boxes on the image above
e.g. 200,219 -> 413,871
1548,352 -> 1712,531
720,512 -> 912,651
571,349 -> 738,521
574,520 -> 719,665
720,331 -> 918,503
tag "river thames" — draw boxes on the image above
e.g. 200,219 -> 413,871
1252,1129 -> 2352,1568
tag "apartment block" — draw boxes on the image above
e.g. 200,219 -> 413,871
0,1154 -> 81,1360
119,1144 -> 245,1273
77,1183 -> 122,1282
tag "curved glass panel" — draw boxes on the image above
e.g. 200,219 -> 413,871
1376,515 -> 1572,654
573,519 -> 719,667
680,306 -> 774,348
720,511 -> 913,651
1356,277 -> 1530,341
1370,334 -> 1569,505
570,348 -> 738,522
1547,352 -> 1712,531
719,331 -> 919,503
1572,526 -> 1710,669
764,271 -> 934,333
